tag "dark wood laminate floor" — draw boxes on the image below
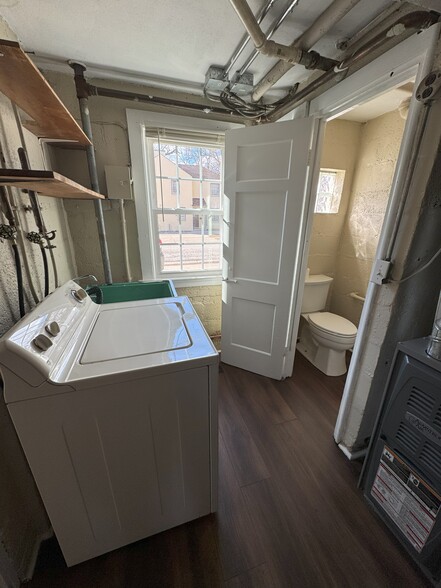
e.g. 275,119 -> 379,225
25,355 -> 431,588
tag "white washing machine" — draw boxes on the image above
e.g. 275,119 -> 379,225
0,281 -> 218,566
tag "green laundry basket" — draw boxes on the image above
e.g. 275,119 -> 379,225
86,280 -> 177,304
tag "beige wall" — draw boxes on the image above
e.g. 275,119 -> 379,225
308,119 -> 361,278
330,110 -> 406,325
177,284 -> 221,336
0,20 -> 76,580
47,72 -> 221,334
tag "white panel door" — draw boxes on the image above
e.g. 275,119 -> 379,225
221,118 -> 319,380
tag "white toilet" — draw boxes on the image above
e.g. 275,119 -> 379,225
296,273 -> 357,376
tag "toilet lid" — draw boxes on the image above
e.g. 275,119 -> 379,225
308,312 -> 357,337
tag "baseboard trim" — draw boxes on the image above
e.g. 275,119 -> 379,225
20,528 -> 53,583
338,443 -> 367,461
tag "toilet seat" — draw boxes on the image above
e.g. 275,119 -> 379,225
308,312 -> 357,338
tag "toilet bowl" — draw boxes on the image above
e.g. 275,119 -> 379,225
296,273 -> 357,376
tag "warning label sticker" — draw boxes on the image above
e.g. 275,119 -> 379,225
371,446 -> 440,553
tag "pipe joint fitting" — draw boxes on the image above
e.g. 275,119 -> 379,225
299,50 -> 338,71
68,61 -> 91,99
259,39 -> 303,64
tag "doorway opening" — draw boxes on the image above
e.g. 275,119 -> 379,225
297,80 -> 415,380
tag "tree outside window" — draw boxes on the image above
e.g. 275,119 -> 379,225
151,140 -> 223,274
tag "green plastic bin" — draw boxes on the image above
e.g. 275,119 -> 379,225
86,280 -> 177,304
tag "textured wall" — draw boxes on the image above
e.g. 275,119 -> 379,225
308,119 -> 361,279
177,285 -> 221,336
0,19 -> 76,581
330,110 -> 406,326
47,71 -> 221,334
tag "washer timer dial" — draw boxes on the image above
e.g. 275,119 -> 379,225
45,321 -> 60,337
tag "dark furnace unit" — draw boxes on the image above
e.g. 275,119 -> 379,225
362,338 -> 441,586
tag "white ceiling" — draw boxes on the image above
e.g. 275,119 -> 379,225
0,0 -> 415,95
340,82 -> 415,122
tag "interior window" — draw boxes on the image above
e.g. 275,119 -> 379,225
315,169 -> 346,214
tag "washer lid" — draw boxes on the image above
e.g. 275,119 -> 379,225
308,312 -> 357,337
81,302 -> 191,364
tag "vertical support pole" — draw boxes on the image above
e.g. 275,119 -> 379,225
69,61 -> 113,284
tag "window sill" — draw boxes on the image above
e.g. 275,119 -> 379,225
161,275 -> 222,288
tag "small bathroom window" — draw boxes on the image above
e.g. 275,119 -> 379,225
315,169 -> 345,214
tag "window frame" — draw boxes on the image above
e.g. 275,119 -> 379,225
127,110 -> 241,286
147,137 -> 224,279
314,168 -> 346,214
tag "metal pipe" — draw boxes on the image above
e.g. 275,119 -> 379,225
229,0 -> 267,48
341,1 -> 417,55
0,160 -> 40,304
252,0 -> 362,102
268,10 -> 440,121
120,199 -> 132,282
40,141 -> 60,288
40,246 -> 49,297
0,186 -> 25,316
90,84 -> 242,119
17,148 -> 45,233
12,104 -> 60,292
238,0 -> 300,77
224,0 -> 278,76
17,146 -> 52,296
0,184 -> 15,228
70,62 -> 113,285
228,0 -> 336,69
333,38 -> 438,445
80,98 -> 113,285
0,177 -> 40,303
349,292 -> 365,303
12,242 -> 25,317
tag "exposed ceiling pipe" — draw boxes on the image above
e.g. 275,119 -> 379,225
238,0 -> 300,77
251,0 -> 362,102
228,0 -> 337,72
224,0 -> 278,77
89,84 -> 244,121
267,10 -> 440,121
339,1 -> 418,54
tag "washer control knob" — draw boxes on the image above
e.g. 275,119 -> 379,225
45,321 -> 60,337
32,334 -> 53,352
72,288 -> 87,302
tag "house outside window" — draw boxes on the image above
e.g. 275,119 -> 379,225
149,138 -> 223,276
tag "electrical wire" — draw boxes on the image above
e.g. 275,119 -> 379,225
0,144 -> 40,303
41,247 -> 49,297
390,245 -> 441,285
12,243 -> 25,317
217,84 -> 300,120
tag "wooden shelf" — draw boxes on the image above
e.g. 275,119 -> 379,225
0,39 -> 91,147
0,170 -> 105,200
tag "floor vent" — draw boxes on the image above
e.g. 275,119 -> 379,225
396,421 -> 420,455
420,442 -> 441,479
407,387 -> 434,419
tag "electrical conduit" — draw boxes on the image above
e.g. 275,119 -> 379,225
333,31 -> 439,445
252,0 -> 362,102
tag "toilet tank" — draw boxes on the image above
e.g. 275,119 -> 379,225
301,274 -> 333,313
